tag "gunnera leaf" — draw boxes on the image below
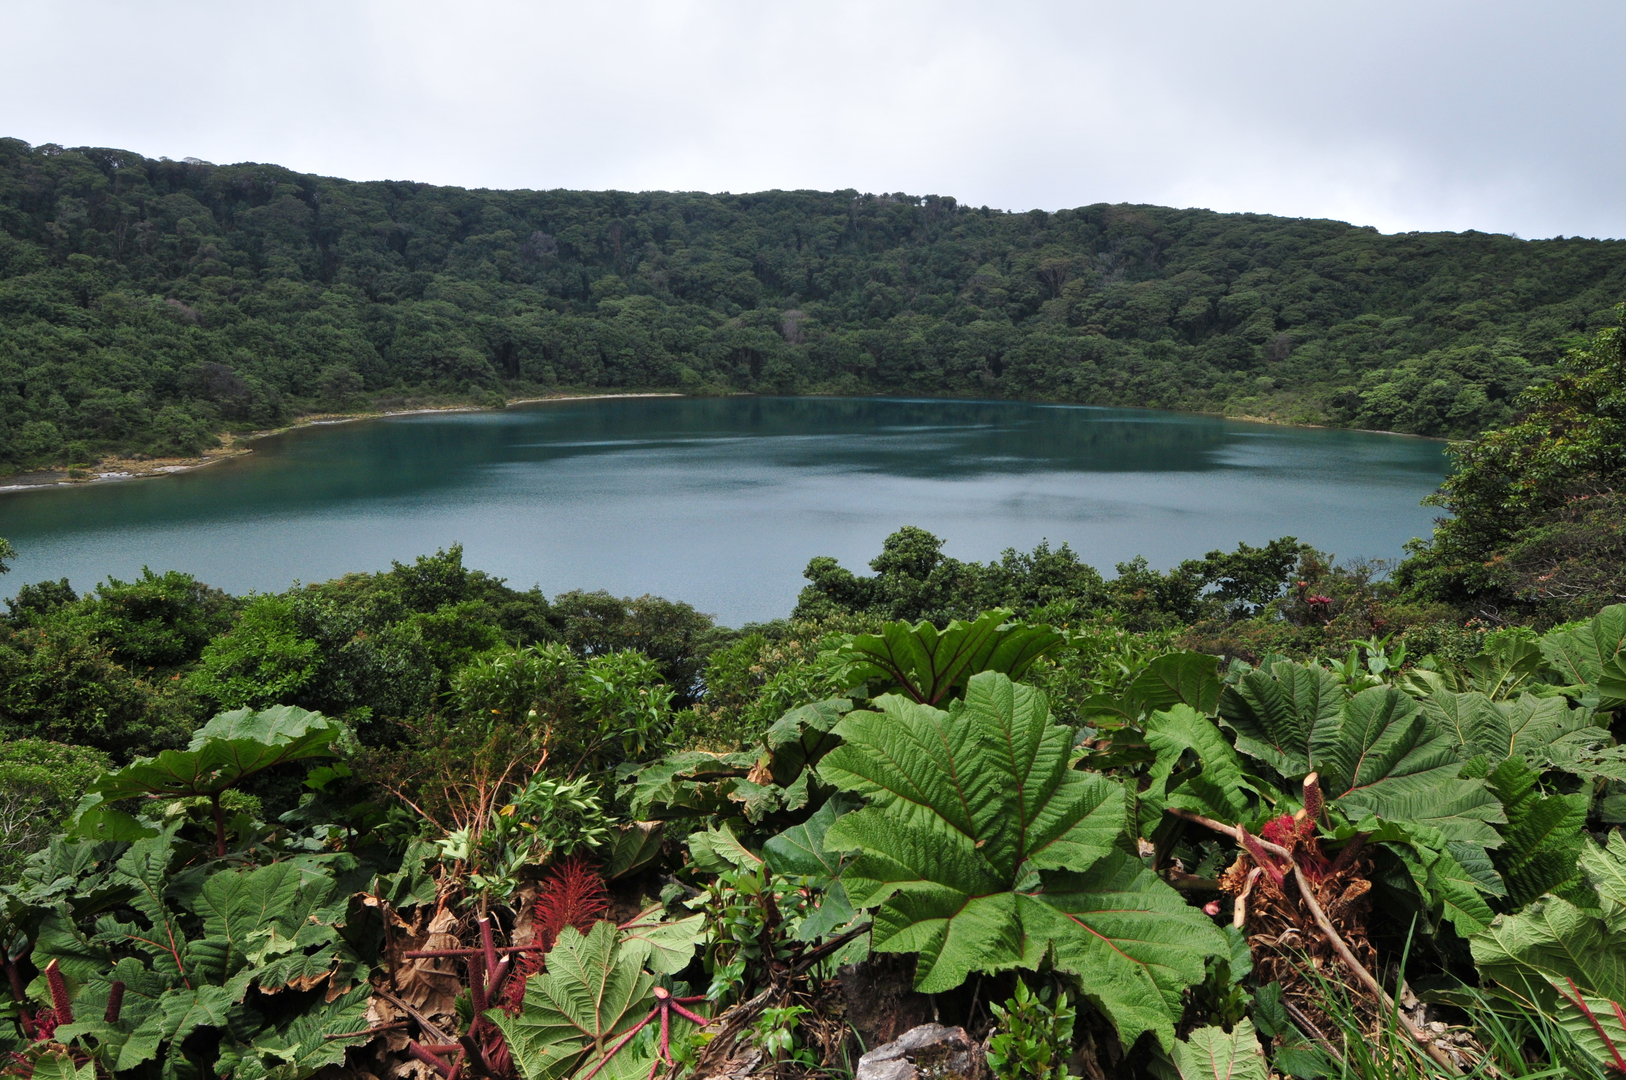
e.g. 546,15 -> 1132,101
1172,1017 -> 1268,1080
88,706 -> 346,802
490,921 -> 658,1080
1225,672 -> 1504,847
838,610 -> 1066,705
819,671 -> 1222,1050
1471,832 -> 1626,1073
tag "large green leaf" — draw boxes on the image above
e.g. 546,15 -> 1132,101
1219,660 -> 1343,778
1172,1018 -> 1268,1080
491,921 -> 659,1080
1484,756 -> 1589,911
1464,632 -> 1550,700
1325,687 -> 1503,847
89,706 -> 345,801
819,672 -> 1220,1050
761,698 -> 850,781
1471,833 -> 1626,1072
220,982 -> 372,1080
621,749 -> 758,820
1141,704 -> 1252,827
1420,688 -> 1603,769
192,862 -> 321,979
1541,604 -> 1626,712
614,908 -> 706,976
838,610 -> 1066,706
763,796 -> 859,940
1033,852 -> 1228,1051
1127,651 -> 1224,717
1225,668 -> 1503,846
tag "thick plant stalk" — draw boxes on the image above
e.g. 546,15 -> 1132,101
458,1033 -> 499,1078
1233,867 -> 1262,929
479,917 -> 500,984
408,1040 -> 458,1079
211,793 -> 228,858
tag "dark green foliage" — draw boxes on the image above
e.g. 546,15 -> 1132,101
0,738 -> 109,877
795,527 -> 1309,629
6,138 -> 1626,470
86,569 -> 237,673
548,590 -> 723,704
1399,305 -> 1626,619
6,577 -> 76,621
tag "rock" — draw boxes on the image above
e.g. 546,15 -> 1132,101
840,954 -> 936,1051
856,1023 -> 985,1080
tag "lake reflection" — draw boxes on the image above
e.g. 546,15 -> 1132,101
0,396 -> 1447,625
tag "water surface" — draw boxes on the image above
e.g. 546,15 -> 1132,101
0,397 -> 1448,625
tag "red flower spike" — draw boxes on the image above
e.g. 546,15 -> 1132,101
105,980 -> 126,1024
1302,773 -> 1324,830
534,856 -> 609,952
43,960 -> 72,1026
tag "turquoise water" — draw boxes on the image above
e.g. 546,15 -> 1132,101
0,396 -> 1448,625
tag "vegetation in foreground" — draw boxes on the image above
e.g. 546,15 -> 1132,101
1,311 -> 1626,1079
6,136 -> 1626,472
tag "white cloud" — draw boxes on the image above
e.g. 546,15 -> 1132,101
1,0 -> 1621,236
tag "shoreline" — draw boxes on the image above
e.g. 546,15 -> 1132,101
0,391 -> 686,494
0,389 -> 1443,495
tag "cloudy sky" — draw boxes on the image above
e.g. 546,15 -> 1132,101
2,0 -> 1620,238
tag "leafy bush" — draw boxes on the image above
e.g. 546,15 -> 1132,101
0,738 -> 109,877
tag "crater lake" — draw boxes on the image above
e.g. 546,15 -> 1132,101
0,396 -> 1448,624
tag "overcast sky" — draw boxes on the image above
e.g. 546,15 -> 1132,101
2,0 -> 1620,238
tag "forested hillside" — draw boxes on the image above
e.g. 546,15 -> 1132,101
4,136 -> 1626,469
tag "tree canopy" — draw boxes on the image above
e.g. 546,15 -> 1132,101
4,138 -> 1626,468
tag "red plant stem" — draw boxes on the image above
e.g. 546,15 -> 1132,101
479,918 -> 499,983
1562,978 -> 1626,1074
658,1006 -> 671,1063
43,960 -> 72,1024
486,956 -> 512,1000
668,1002 -> 711,1027
459,1033 -> 499,1079
409,1040 -> 457,1079
403,945 -> 542,959
419,1044 -> 465,1055
211,793 -> 227,858
105,980 -> 126,1024
468,954 -> 489,1032
578,1010 -> 659,1080
1167,807 -> 1293,859
2,954 -> 26,1004
1608,1000 -> 1626,1074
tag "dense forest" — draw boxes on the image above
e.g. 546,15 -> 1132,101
6,136 -> 1626,469
2,312 -> 1626,1079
